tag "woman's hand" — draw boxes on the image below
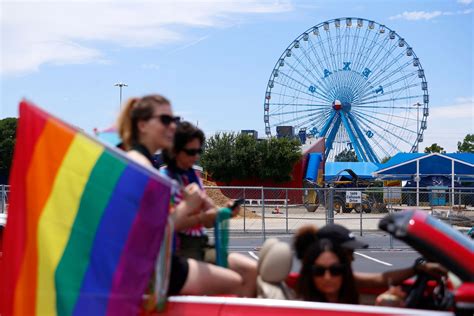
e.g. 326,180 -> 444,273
225,200 -> 241,218
375,286 -> 406,307
203,195 -> 216,212
173,183 -> 205,230
416,262 -> 448,279
181,183 -> 205,215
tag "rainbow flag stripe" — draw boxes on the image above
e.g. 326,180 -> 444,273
0,100 -> 172,316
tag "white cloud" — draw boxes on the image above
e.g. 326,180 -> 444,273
420,97 -> 474,151
453,96 -> 474,104
0,0 -> 292,76
141,63 -> 160,71
458,0 -> 472,5
389,11 -> 443,21
389,9 -> 472,21
166,35 -> 211,56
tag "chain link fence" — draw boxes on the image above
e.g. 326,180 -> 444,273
1,184 -> 472,245
204,185 -> 474,239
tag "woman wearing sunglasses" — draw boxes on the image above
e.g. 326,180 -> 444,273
117,95 -> 254,297
293,223 -> 446,302
296,238 -> 358,304
161,121 -> 257,297
161,122 -> 214,261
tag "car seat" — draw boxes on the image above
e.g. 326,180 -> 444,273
257,238 -> 294,300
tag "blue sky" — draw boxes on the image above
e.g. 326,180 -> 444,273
1,0 -> 473,153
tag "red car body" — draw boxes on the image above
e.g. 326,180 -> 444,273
0,210 -> 472,315
156,296 -> 453,316
150,210 -> 474,316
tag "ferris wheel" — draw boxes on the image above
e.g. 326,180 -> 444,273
263,17 -> 429,162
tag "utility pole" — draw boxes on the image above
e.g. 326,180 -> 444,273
114,82 -> 128,109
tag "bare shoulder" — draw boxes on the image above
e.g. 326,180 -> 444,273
127,150 -> 153,167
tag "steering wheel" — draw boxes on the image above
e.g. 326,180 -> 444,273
405,271 -> 451,310
404,272 -> 430,308
432,277 -> 454,310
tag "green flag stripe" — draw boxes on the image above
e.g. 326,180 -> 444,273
55,151 -> 127,316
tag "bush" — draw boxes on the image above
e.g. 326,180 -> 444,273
201,133 -> 301,184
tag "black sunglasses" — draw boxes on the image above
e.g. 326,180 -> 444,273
311,264 -> 345,277
151,115 -> 180,126
182,148 -> 203,156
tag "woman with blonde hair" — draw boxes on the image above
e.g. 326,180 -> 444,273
117,94 -> 255,297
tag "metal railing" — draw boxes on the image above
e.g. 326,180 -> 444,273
1,184 -> 471,246
1,185 -> 9,214
203,185 -> 474,242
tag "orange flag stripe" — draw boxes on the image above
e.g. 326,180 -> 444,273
13,118 -> 75,315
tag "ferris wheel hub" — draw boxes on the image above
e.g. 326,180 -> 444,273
332,100 -> 351,112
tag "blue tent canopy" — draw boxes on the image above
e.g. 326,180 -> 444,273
374,153 -> 474,181
379,153 -> 424,170
324,162 -> 380,181
445,153 -> 474,164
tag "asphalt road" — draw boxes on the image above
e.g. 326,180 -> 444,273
226,233 -> 419,273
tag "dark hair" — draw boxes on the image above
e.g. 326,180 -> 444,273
117,94 -> 171,150
162,121 -> 205,167
293,224 -> 318,260
296,239 -> 359,304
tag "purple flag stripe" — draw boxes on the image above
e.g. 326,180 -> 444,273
106,179 -> 171,315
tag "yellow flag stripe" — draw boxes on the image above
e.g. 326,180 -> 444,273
36,134 -> 103,315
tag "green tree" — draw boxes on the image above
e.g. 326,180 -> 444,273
200,132 -> 236,184
334,149 -> 358,162
0,118 -> 18,183
457,134 -> 474,153
257,137 -> 301,182
233,134 -> 260,179
424,143 -> 446,154
201,133 -> 301,183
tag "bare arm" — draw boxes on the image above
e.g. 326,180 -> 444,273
195,198 -> 242,228
173,183 -> 205,231
174,189 -> 218,230
354,268 -> 415,289
176,195 -> 241,230
354,262 -> 447,289
196,196 -> 242,228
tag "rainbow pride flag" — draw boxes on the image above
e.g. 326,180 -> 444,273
0,100 -> 172,316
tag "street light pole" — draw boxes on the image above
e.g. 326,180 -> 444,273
114,82 -> 128,109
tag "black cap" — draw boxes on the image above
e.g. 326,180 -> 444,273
317,224 -> 368,249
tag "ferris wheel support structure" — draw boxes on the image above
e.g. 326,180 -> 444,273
264,17 -> 429,162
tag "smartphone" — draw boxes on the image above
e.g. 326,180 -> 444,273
230,198 -> 245,210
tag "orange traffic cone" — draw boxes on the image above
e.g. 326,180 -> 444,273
272,206 -> 281,214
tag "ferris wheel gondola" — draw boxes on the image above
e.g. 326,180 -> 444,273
264,17 -> 429,162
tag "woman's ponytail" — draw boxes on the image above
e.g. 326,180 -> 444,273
117,97 -> 140,150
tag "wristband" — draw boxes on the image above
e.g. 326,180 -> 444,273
413,257 -> 426,273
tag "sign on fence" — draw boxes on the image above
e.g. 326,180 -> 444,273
346,191 -> 361,203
